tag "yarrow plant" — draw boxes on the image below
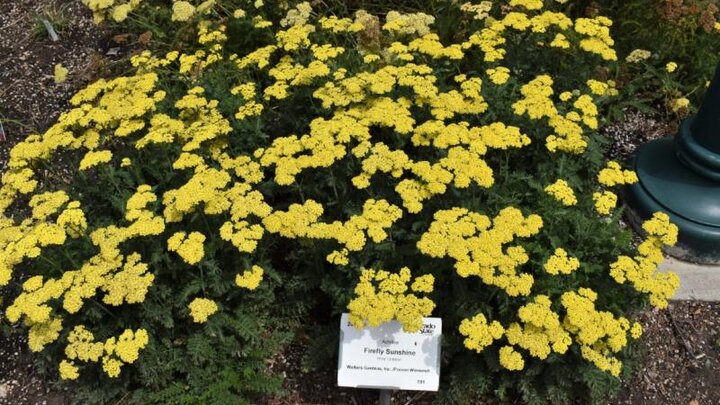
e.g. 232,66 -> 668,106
0,0 -> 682,403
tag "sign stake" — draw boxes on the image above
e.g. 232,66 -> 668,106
379,389 -> 392,405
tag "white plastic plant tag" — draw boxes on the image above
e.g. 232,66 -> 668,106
337,313 -> 441,391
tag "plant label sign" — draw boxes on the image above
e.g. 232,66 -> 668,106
337,313 -> 442,391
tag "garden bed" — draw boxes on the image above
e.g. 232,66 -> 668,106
1,1 -> 720,404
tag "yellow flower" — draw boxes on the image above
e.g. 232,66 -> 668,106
79,150 -> 112,171
417,206 -> 541,296
235,265 -> 264,290
253,16 -> 273,28
347,267 -> 435,333
460,2 -> 493,20
458,314 -> 504,352
102,356 -> 123,378
111,4 -> 131,22
543,248 -> 580,275
54,64 -> 69,84
597,161 -> 638,186
593,191 -> 617,215
188,298 -> 219,323
172,1 -> 195,22
486,66 -> 510,85
114,329 -> 149,363
383,11 -> 435,36
672,97 -> 690,112
167,231 -> 206,265
549,33 -> 570,48
506,295 -> 572,359
626,49 -> 651,63
510,0 -> 543,10
544,179 -> 577,206
499,346 -> 524,370
666,62 -> 677,73
59,360 -> 79,380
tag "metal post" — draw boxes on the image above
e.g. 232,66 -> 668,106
625,61 -> 720,263
379,389 -> 392,405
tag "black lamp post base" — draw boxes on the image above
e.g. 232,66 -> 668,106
625,137 -> 720,264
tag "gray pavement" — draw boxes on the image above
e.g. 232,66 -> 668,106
659,257 -> 720,301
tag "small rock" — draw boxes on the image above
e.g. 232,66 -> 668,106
0,383 -> 8,398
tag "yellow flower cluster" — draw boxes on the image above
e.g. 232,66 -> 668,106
262,199 -> 402,265
486,66 -> 511,85
54,64 -> 69,84
550,33 -> 570,48
59,360 -> 80,380
499,346 -> 525,370
543,248 -> 580,275
276,24 -> 316,52
82,0 -> 144,24
418,207 -> 542,296
560,288 -> 631,376
235,265 -> 264,290
544,179 -> 577,206
347,267 -> 435,333
101,253 -> 154,306
319,15 -> 364,33
280,1 -> 312,27
505,295 -> 572,364
383,11 -> 435,36
4,181 -> 163,355
593,191 -> 617,215
172,1 -> 196,22
458,313 -> 504,353
168,231 -> 206,265
513,75 -> 598,154
460,2 -> 493,21
626,49 -> 651,63
61,325 -> 149,379
459,290 -> 648,377
586,79 -> 618,97
103,328 -> 150,377
509,0 -> 544,10
574,17 -> 617,61
610,212 -> 680,308
188,297 -> 219,323
597,161 -> 638,186
672,97 -> 690,112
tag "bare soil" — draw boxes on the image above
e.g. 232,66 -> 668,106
0,0 -> 112,172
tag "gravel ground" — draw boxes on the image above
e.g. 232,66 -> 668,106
602,110 -> 677,160
0,326 -> 67,405
0,0 -> 111,173
613,301 -> 720,405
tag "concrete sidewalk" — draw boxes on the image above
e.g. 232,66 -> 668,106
659,257 -> 720,301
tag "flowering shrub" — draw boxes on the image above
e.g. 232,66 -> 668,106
1,0 -> 682,403
598,0 -> 720,119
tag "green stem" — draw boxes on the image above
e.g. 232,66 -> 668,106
37,254 -> 61,271
103,165 -> 124,200
91,298 -> 118,320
